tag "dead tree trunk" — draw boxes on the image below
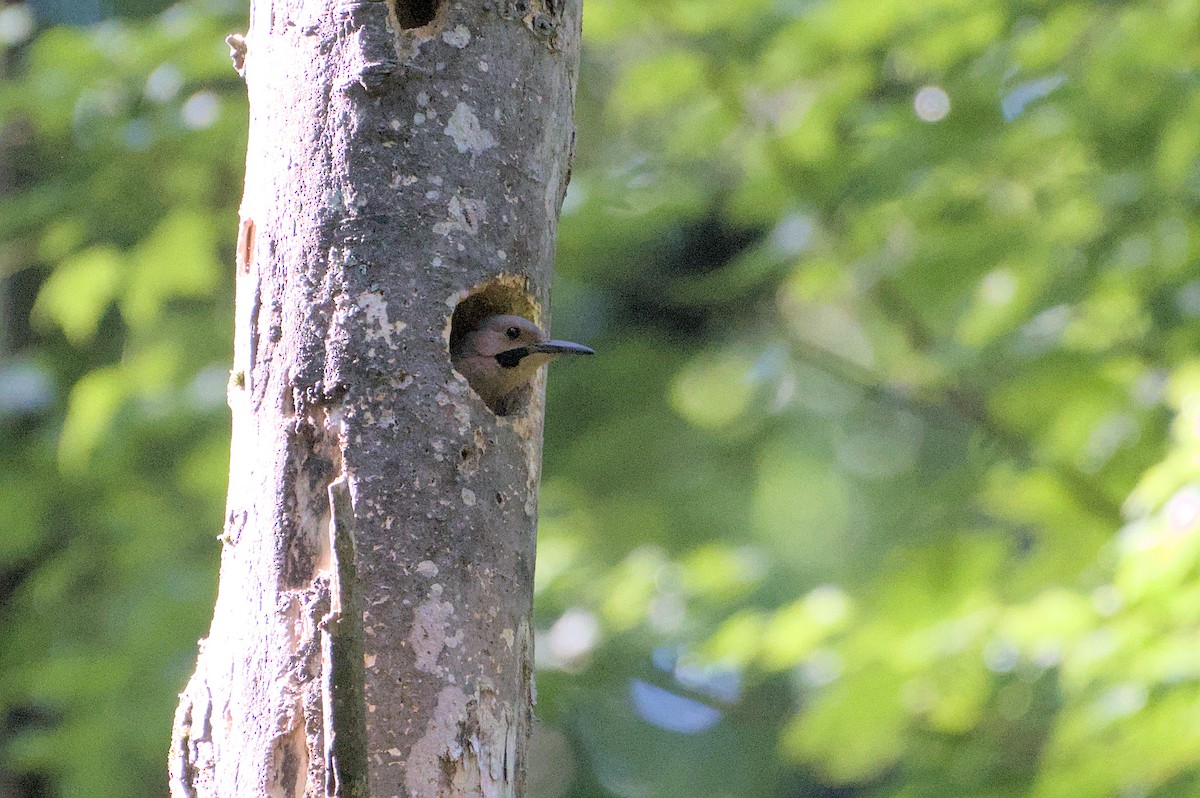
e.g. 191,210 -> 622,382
169,0 -> 581,794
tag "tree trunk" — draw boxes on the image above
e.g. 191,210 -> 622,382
169,0 -> 581,794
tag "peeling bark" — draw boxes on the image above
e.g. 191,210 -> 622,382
169,0 -> 580,794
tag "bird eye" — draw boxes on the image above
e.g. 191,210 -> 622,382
505,326 -> 520,340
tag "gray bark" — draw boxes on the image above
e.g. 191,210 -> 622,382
169,0 -> 581,795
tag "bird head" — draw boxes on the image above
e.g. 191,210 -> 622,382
451,314 -> 594,415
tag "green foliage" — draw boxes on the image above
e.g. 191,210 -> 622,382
3,0 -> 1200,796
0,5 -> 242,795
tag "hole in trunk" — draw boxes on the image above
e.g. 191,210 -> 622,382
393,0 -> 442,29
448,277 -> 540,416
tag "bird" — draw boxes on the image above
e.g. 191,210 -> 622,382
451,314 -> 594,416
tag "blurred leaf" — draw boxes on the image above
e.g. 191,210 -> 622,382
33,245 -> 122,344
57,366 -> 124,470
122,209 -> 221,328
783,667 -> 906,782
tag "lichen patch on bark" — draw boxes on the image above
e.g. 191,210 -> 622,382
444,102 -> 497,155
403,686 -> 469,797
403,685 -> 519,798
432,195 -> 486,236
441,24 -> 471,47
356,290 -> 408,348
409,584 -> 456,674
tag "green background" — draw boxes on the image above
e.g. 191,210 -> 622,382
4,0 -> 1200,795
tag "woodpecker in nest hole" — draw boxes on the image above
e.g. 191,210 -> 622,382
451,314 -> 594,415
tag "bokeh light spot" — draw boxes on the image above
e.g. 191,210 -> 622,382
913,86 -> 950,122
181,91 -> 220,129
629,679 -> 721,733
0,4 -> 34,45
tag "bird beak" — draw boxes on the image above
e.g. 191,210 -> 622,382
494,340 -> 595,368
530,340 -> 596,357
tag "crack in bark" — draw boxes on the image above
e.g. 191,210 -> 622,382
321,476 -> 370,798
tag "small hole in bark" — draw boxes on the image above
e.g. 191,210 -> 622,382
448,277 -> 539,416
393,0 -> 442,28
